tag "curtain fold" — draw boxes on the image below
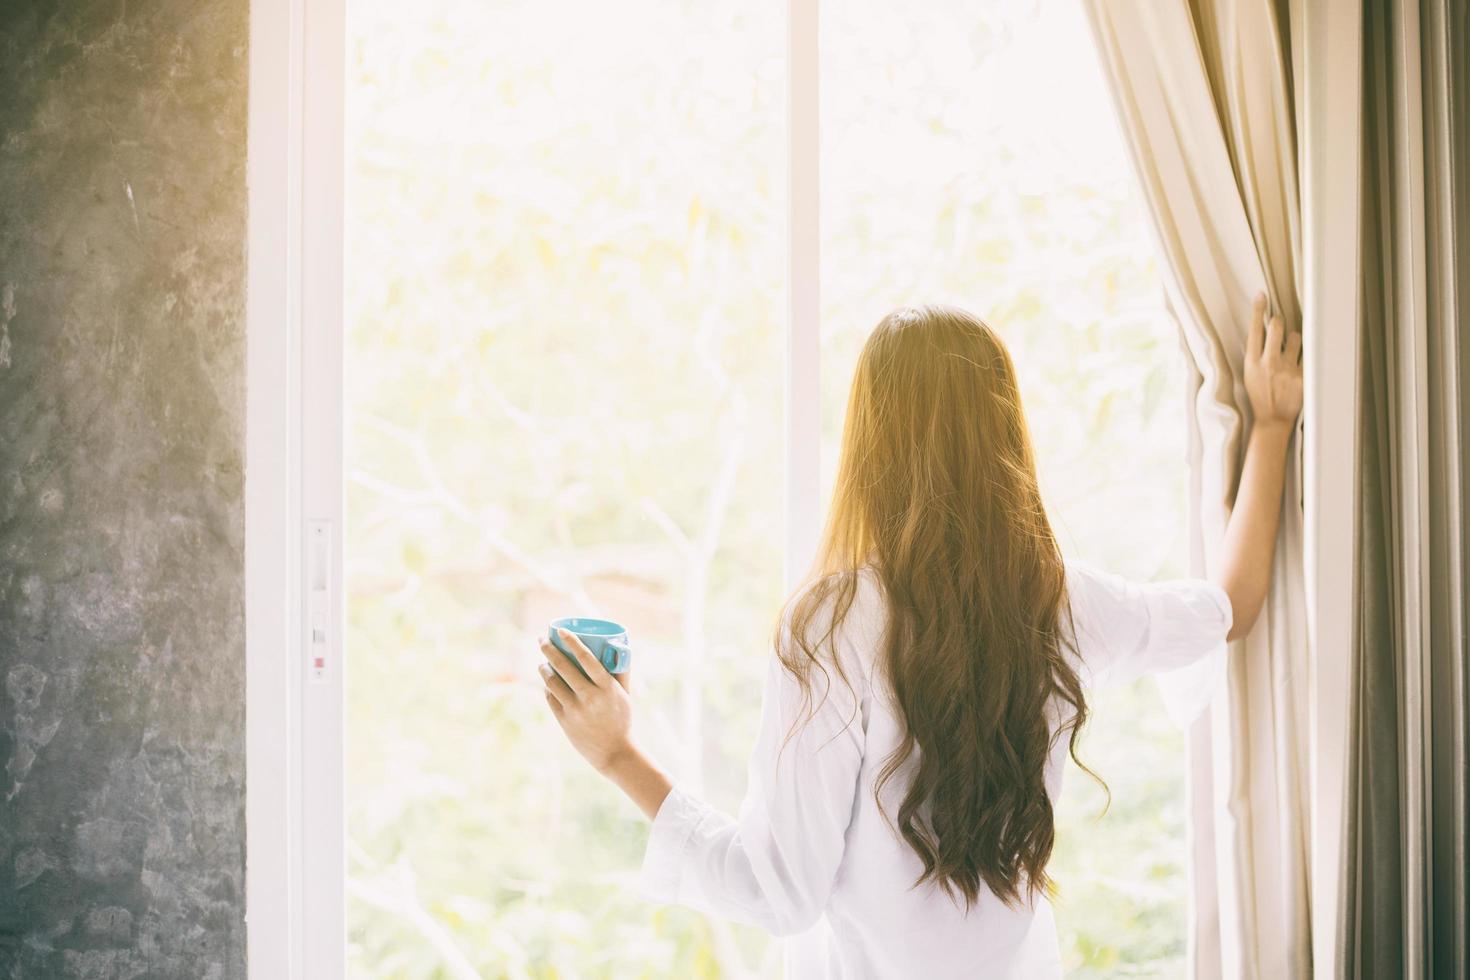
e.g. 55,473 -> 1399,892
1081,2 -> 1311,976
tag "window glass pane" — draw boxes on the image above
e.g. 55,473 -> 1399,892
344,1 -> 784,974
821,1 -> 1189,974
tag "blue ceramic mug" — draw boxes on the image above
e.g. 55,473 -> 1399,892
549,617 -> 632,675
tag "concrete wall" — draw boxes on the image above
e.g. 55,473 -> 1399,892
0,1 -> 248,977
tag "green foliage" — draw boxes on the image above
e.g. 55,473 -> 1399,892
345,0 -> 1190,976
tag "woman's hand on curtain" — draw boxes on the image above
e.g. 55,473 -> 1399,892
1243,292 -> 1304,429
1216,294 -> 1302,642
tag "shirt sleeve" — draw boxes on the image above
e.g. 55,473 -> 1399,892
635,639 -> 866,937
1063,560 -> 1234,690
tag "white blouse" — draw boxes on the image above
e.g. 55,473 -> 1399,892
636,561 -> 1233,979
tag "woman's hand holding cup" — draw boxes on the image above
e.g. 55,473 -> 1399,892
538,628 -> 636,774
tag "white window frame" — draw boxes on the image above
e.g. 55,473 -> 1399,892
245,1 -> 820,976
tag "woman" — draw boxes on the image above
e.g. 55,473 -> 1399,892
537,296 -> 1302,978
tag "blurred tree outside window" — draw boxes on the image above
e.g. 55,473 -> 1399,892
345,1 -> 1191,977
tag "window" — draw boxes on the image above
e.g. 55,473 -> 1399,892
338,0 -> 1189,975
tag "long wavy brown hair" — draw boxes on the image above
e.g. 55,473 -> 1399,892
777,304 -> 1095,909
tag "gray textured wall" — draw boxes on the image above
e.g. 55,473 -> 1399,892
0,1 -> 248,977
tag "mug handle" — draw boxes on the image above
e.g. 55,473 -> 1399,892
603,639 -> 631,674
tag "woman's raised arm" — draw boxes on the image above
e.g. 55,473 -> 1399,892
1214,293 -> 1304,642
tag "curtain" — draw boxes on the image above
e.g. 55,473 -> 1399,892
1351,1 -> 1469,978
1084,1 -> 1469,977
1080,2 -> 1312,977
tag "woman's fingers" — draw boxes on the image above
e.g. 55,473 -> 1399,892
1264,315 -> 1285,364
1284,330 -> 1303,365
539,661 -> 575,703
555,628 -> 613,689
544,689 -> 564,717
612,668 -> 631,692
1249,293 -> 1267,359
539,636 -> 592,696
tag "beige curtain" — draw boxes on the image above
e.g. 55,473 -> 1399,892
1085,1 -> 1469,977
1351,1 -> 1468,978
1080,2 -> 1312,977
